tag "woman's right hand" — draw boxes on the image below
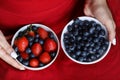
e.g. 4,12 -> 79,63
0,30 -> 25,70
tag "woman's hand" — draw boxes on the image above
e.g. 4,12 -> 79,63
84,0 -> 116,45
0,30 -> 25,70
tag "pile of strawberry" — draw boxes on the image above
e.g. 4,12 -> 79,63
13,25 -> 58,68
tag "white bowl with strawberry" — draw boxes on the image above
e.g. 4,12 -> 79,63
11,24 -> 60,70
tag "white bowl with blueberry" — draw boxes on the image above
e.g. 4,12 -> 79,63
11,24 -> 60,70
61,16 -> 111,64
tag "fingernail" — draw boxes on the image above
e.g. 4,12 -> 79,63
11,51 -> 18,59
112,38 -> 116,45
20,67 -> 25,70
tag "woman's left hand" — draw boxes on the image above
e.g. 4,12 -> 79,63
84,0 -> 116,45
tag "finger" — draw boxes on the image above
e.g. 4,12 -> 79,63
0,30 -> 14,54
84,5 -> 94,17
0,46 -> 25,70
104,20 -> 116,45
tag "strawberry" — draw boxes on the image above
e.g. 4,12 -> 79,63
37,28 -> 48,39
31,43 -> 42,56
16,36 -> 29,52
39,52 -> 51,64
44,38 -> 57,52
28,31 -> 35,37
20,52 -> 29,60
30,58 -> 39,67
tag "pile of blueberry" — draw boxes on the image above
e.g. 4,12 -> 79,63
63,18 -> 109,62
13,24 -> 58,68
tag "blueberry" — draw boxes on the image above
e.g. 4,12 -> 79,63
73,30 -> 79,36
39,63 -> 45,67
87,37 -> 92,42
78,31 -> 83,36
83,57 -> 87,62
90,55 -> 96,61
27,35 -> 34,42
78,57 -> 84,62
71,54 -> 77,60
75,50 -> 81,56
74,18 -> 80,24
93,37 -> 99,43
79,20 -> 84,26
49,31 -> 55,39
101,46 -> 107,51
35,34 -> 40,38
64,33 -> 70,39
92,48 -> 97,53
17,56 -> 23,62
22,60 -> 29,66
26,48 -> 31,54
16,52 -> 20,56
88,47 -> 93,52
81,51 -> 87,57
34,38 -> 39,43
13,45 -> 18,52
30,53 -> 35,58
69,37 -> 75,43
39,39 -> 44,45
93,33 -> 98,38
76,36 -> 82,41
64,38 -> 69,44
87,58 -> 92,62
76,44 -> 81,50
96,24 -> 101,31
94,44 -> 100,50
83,20 -> 90,27
66,48 -> 72,54
90,42 -> 95,47
99,37 -> 105,42
50,52 -> 56,58
69,44 -> 76,51
65,44 -> 69,49
83,47 -> 87,51
83,31 -> 89,36
85,42 -> 90,47
32,25 -> 38,31
67,25 -> 73,32
90,21 -> 97,27
98,49 -> 104,54
96,53 -> 101,58
69,33 -> 74,38
82,36 -> 88,41
89,26 -> 95,34
79,41 -> 85,46
104,39 -> 109,45
74,23 -> 79,29
18,31 -> 24,37
29,41 -> 33,47
99,29 -> 105,36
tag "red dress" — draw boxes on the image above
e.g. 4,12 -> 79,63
0,0 -> 120,80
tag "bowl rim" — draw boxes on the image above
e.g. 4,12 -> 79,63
61,16 -> 111,64
11,24 -> 60,70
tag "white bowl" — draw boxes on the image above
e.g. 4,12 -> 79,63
61,16 -> 111,64
11,24 -> 60,70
